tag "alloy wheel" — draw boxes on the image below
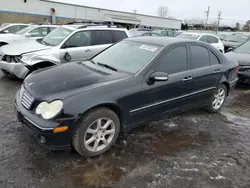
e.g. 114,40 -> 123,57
84,118 -> 116,152
212,88 -> 226,110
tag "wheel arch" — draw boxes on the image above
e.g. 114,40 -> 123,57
0,41 -> 8,47
29,61 -> 56,71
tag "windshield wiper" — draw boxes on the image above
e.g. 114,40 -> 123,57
97,62 -> 118,72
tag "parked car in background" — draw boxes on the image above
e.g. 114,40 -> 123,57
15,37 -> 238,157
176,30 -> 184,36
0,25 -> 58,47
225,40 -> 250,83
154,30 -> 177,37
217,33 -> 231,41
128,28 -> 152,33
128,31 -> 161,37
0,24 -> 128,79
177,32 -> 225,53
222,33 -> 250,52
0,23 -> 30,35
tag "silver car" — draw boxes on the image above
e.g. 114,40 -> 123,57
0,23 -> 30,35
0,24 -> 128,79
0,25 -> 58,47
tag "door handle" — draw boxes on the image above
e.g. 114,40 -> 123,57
214,69 -> 221,74
85,49 -> 92,52
183,76 -> 192,82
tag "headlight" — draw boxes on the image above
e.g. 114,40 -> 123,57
35,100 -> 63,120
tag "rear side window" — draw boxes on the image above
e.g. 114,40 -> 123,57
91,30 -> 114,45
207,36 -> 219,43
190,45 -> 210,69
155,46 -> 187,75
209,51 -> 220,65
199,35 -> 207,42
113,31 -> 127,42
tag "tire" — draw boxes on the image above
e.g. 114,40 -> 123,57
72,107 -> 120,157
206,84 -> 227,113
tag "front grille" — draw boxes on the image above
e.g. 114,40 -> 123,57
21,89 -> 35,110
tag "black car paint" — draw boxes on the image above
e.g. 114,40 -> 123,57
16,38 -> 239,150
225,51 -> 250,81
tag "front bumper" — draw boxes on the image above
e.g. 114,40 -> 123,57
0,60 -> 29,79
15,90 -> 71,150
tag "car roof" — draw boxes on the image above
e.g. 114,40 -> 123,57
125,36 -> 192,46
61,24 -> 127,31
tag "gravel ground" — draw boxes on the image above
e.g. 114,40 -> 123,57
0,71 -> 250,188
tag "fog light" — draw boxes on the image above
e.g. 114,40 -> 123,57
53,126 -> 68,133
40,136 -> 46,144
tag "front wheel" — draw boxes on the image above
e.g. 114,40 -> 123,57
206,84 -> 227,113
72,108 -> 120,157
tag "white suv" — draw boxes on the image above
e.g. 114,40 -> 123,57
177,32 -> 225,53
0,23 -> 128,79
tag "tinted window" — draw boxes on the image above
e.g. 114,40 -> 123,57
65,31 -> 91,48
161,31 -> 168,36
190,45 -> 210,69
155,46 -> 187,74
113,31 -> 127,41
91,30 -> 114,45
207,36 -> 219,43
199,35 -> 207,42
209,51 -> 220,65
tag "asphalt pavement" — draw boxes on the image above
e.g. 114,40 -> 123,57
0,71 -> 250,188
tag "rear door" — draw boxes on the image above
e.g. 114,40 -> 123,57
137,45 -> 193,121
59,30 -> 93,63
189,44 -> 223,103
90,30 -> 115,56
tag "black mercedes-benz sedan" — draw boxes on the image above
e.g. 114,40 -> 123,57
15,37 -> 239,157
225,40 -> 250,83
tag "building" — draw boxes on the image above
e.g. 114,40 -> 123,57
0,0 -> 182,30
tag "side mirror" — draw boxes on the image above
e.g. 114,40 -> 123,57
148,72 -> 169,83
25,33 -> 31,37
3,30 -> 9,33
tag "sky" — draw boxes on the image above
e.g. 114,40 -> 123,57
54,0 -> 249,26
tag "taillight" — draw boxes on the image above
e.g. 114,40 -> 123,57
235,63 -> 239,77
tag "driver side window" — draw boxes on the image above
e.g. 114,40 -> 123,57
64,31 -> 91,48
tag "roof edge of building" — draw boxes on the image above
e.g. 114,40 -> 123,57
41,0 -> 182,22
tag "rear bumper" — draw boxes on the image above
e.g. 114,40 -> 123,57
0,60 -> 29,79
15,90 -> 71,150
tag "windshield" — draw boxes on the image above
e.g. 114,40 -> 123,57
42,27 -> 72,46
177,33 -> 200,40
92,40 -> 162,74
224,35 -> 248,43
16,26 -> 35,35
234,41 -> 250,54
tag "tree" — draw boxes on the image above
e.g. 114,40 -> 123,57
236,22 -> 241,31
157,6 -> 169,18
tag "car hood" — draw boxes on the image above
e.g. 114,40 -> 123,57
24,61 -> 130,100
225,52 -> 250,66
0,33 -> 22,42
0,40 -> 51,55
222,41 -> 241,47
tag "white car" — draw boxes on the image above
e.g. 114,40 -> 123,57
0,25 -> 58,47
177,32 -> 225,53
0,23 -> 30,34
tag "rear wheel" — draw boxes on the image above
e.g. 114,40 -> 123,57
72,108 -> 120,157
206,84 -> 227,113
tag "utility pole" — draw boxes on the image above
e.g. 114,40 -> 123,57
216,11 -> 222,34
205,6 -> 210,30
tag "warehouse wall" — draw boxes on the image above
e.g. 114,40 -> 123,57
0,0 -> 181,29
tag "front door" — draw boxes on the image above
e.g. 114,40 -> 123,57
131,45 -> 194,122
59,30 -> 93,63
